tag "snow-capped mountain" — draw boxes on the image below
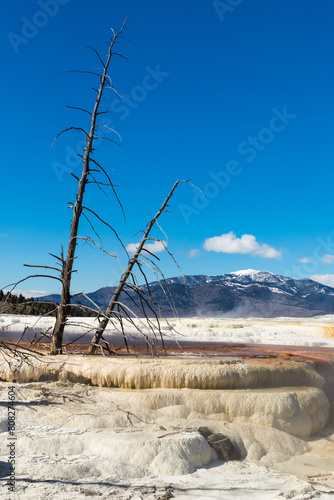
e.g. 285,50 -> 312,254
39,270 -> 334,318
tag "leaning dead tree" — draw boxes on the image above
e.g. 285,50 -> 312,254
88,180 -> 189,355
12,20 -> 127,355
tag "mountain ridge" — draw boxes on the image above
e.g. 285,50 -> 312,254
38,270 -> 334,318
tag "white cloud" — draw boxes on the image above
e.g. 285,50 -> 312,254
298,257 -> 310,263
322,254 -> 334,264
188,249 -> 201,258
309,274 -> 334,288
126,240 -> 167,255
203,232 -> 282,259
13,290 -> 50,298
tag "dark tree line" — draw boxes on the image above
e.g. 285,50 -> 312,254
0,290 -> 94,317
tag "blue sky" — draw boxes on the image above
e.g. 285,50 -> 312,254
1,0 -> 334,296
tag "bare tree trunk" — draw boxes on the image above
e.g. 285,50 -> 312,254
88,180 -> 187,355
50,20 -> 128,354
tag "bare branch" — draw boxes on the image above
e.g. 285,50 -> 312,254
51,127 -> 89,148
62,69 -> 102,77
117,34 -> 137,47
85,156 -> 126,222
85,46 -> 105,66
95,123 -> 122,140
74,236 -> 120,261
82,206 -> 127,251
104,80 -> 122,98
71,173 -> 80,182
92,135 -> 121,146
66,105 -> 92,116
111,52 -> 128,60
5,275 -> 63,294
88,172 -> 108,197
23,264 -> 62,273
81,211 -> 103,246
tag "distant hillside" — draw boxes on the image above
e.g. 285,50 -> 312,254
38,269 -> 334,318
0,290 -> 94,317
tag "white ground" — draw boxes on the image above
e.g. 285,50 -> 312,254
0,380 -> 334,500
2,314 -> 334,347
0,315 -> 334,498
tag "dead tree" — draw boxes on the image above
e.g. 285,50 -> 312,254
88,180 -> 190,355
46,20 -> 129,354
2,20 -> 194,357
2,19 -> 129,354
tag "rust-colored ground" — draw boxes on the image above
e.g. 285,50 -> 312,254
13,338 -> 334,365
